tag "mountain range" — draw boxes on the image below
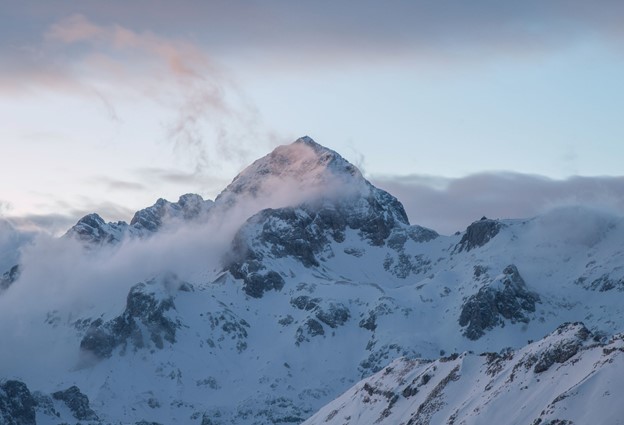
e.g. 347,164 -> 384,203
1,137 -> 623,425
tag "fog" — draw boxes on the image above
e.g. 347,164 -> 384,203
0,152 -> 365,383
373,173 -> 624,234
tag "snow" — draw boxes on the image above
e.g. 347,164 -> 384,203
305,325 -> 624,425
1,138 -> 624,424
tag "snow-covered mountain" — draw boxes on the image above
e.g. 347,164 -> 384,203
304,322 -> 624,425
65,193 -> 214,245
1,137 -> 624,425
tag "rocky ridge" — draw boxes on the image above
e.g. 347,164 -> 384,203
1,138 -> 624,424
304,323 -> 622,425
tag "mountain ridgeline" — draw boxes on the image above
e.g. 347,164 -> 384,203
1,137 -> 624,424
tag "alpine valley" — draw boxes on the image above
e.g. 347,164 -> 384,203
1,138 -> 623,425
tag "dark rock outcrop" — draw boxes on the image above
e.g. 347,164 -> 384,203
222,138 -> 413,297
130,193 -> 211,233
459,265 -> 540,340
66,213 -> 128,245
295,318 -> 325,345
455,217 -> 503,253
0,265 -> 20,291
80,278 -> 180,358
578,273 -> 624,292
316,303 -> 350,328
0,380 -> 36,425
66,194 -> 213,246
533,323 -> 591,373
52,385 -> 99,421
226,192 -> 410,297
290,296 -> 322,311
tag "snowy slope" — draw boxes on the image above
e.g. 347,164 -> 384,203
304,323 -> 624,425
1,137 -> 624,425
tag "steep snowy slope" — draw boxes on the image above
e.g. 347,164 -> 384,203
1,137 -> 624,425
304,323 -> 624,425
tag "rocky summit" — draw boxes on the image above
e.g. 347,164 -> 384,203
1,137 -> 624,424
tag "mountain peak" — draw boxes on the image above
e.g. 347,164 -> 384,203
214,137 -> 365,208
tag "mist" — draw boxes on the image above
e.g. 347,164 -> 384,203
0,147 -> 366,384
373,173 -> 624,234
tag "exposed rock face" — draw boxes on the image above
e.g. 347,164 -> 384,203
52,385 -> 99,421
130,193 -> 212,232
66,194 -> 213,245
291,295 -> 351,345
0,380 -> 36,425
0,265 -> 20,291
202,307 -> 250,353
455,217 -> 502,253
304,323 -> 620,425
66,213 -> 129,245
227,196 -> 410,298
576,273 -> 624,292
316,302 -> 350,328
532,322 -> 591,373
80,277 -> 180,358
6,138 -> 624,425
296,318 -> 326,345
220,137 -> 415,298
459,264 -> 540,340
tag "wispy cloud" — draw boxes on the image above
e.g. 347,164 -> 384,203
1,13 -> 277,173
94,177 -> 146,192
373,173 -> 624,234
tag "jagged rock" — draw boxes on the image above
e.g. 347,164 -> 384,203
226,191 -> 409,296
359,344 -> 415,377
66,194 -> 213,246
290,296 -> 322,311
359,300 -> 398,332
295,318 -> 325,345
387,226 -> 438,250
0,380 -> 36,425
80,277 -> 179,358
455,217 -> 502,253
316,303 -> 350,328
579,273 -> 624,292
130,194 -> 211,232
459,265 -> 540,340
240,270 -> 285,299
533,323 -> 591,373
0,265 -> 20,291
223,138 -> 412,297
202,308 -> 249,353
52,385 -> 98,421
66,213 -> 128,245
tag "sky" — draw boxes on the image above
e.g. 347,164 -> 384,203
1,0 -> 624,234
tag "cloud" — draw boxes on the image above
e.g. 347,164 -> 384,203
0,216 -> 233,382
372,173 -> 624,234
5,2 -> 624,78
1,13 -> 277,174
44,14 -> 268,170
95,177 -> 146,192
4,199 -> 137,236
0,201 -> 11,215
0,218 -> 39,273
136,168 -> 202,185
0,171 -> 324,381
4,214 -> 78,235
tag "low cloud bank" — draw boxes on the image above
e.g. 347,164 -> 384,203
373,172 -> 624,234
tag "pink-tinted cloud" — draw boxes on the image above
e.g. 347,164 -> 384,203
1,13 -> 275,172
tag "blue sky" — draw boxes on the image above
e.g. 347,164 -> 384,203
1,1 -> 623,233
